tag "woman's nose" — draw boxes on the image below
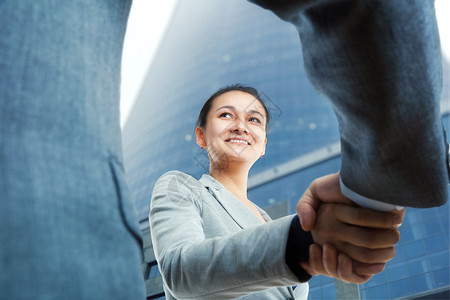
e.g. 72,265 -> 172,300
230,118 -> 248,133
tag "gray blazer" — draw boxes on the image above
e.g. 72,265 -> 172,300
150,171 -> 309,299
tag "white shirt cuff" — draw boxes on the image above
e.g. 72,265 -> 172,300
339,176 -> 404,212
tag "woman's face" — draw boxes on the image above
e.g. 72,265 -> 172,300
196,90 -> 267,168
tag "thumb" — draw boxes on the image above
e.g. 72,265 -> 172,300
297,189 -> 319,231
297,172 -> 353,231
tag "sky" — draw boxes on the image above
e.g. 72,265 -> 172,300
120,0 -> 177,127
120,0 -> 450,128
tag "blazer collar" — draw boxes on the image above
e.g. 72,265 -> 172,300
199,174 -> 270,228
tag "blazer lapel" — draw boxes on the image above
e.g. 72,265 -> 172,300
256,206 -> 272,222
199,174 -> 265,229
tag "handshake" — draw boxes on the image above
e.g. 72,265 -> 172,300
296,173 -> 405,284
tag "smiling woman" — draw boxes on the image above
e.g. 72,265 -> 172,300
195,86 -> 269,223
195,86 -> 268,179
148,84 -> 405,300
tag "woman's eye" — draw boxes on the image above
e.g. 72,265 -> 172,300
249,117 -> 261,124
220,112 -> 232,119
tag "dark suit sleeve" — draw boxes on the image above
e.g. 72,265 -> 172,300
249,0 -> 449,208
285,215 -> 313,282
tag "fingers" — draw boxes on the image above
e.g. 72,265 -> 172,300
336,253 -> 352,283
315,233 -> 396,263
296,172 -> 407,234
301,244 -> 376,284
334,204 -> 403,229
339,244 -> 396,264
390,207 -> 406,227
308,244 -> 325,275
322,244 -> 338,278
299,261 -> 314,276
322,244 -> 372,284
334,225 -> 400,249
313,204 -> 401,249
300,244 -> 333,277
336,253 -> 372,284
352,261 -> 386,275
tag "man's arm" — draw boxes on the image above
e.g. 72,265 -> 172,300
250,0 -> 449,207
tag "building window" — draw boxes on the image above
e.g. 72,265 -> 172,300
145,261 -> 161,280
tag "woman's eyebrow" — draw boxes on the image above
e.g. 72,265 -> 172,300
248,109 -> 265,119
215,105 -> 235,112
215,105 -> 265,120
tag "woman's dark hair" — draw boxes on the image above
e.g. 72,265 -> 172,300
196,84 -> 270,131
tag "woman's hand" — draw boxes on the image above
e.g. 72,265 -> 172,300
300,243 -> 386,284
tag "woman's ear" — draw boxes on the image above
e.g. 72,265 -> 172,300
195,126 -> 206,148
261,137 -> 267,156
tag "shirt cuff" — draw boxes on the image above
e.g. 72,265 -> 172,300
339,176 -> 404,212
285,215 -> 313,282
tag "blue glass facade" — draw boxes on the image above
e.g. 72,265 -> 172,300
122,0 -> 450,298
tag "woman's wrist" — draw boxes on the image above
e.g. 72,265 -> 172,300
285,215 -> 314,282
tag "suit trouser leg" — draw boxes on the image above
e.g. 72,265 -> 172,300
0,1 -> 146,298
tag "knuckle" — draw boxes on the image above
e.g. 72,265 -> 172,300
382,230 -> 400,246
388,214 -> 398,227
357,231 -> 375,248
359,249 -> 376,263
359,229 -> 397,248
350,209 -> 364,225
324,224 -> 339,238
359,276 -> 371,284
317,229 -> 333,242
379,263 -> 387,272
360,248 -> 394,263
386,247 -> 396,261
393,229 -> 401,243
320,204 -> 335,216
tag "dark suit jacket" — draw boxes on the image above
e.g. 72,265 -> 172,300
251,0 -> 449,208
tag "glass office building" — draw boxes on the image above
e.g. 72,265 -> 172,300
122,1 -> 450,299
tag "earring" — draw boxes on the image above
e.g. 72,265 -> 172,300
260,155 -> 263,158
201,146 -> 204,150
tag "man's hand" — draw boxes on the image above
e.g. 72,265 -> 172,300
297,173 -> 404,231
311,203 -> 400,263
296,173 -> 405,283
299,202 -> 401,283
